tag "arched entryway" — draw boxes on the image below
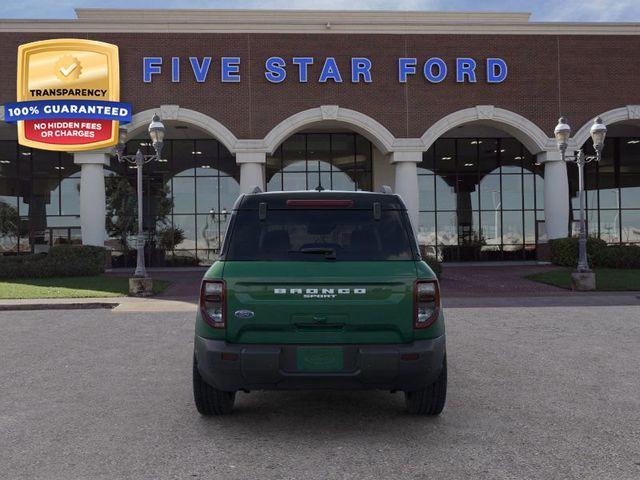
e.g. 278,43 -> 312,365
261,106 -> 396,200
109,118 -> 240,266
569,107 -> 640,245
0,119 -> 85,255
418,107 -> 555,261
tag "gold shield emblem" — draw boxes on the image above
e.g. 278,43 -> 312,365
16,38 -> 121,151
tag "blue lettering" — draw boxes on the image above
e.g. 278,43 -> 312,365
319,57 -> 342,83
221,57 -> 241,83
265,56 -> 286,83
189,57 -> 211,83
351,57 -> 372,83
487,58 -> 508,83
398,58 -> 417,83
424,58 -> 447,83
143,57 -> 162,83
171,57 -> 180,83
292,57 -> 314,82
456,58 -> 477,83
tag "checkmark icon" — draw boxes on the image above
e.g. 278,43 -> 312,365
54,55 -> 82,82
59,62 -> 78,77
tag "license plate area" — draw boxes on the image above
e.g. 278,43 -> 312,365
295,346 -> 344,372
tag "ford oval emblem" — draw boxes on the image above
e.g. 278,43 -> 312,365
234,310 -> 255,319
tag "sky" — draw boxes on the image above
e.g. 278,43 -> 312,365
0,0 -> 639,22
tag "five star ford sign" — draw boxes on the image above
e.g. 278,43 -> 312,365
4,39 -> 132,151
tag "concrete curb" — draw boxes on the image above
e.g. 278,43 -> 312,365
0,302 -> 119,311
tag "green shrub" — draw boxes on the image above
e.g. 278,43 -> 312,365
593,245 -> 640,269
550,237 -> 640,269
0,245 -> 106,279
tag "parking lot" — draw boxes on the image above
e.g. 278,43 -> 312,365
2,304 -> 639,480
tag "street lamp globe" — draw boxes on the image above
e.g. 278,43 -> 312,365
590,116 -> 607,154
554,117 -> 571,154
148,113 -> 165,155
116,125 -> 128,156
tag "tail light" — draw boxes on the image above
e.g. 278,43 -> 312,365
414,280 -> 440,329
200,280 -> 226,329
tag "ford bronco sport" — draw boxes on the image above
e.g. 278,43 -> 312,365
193,190 -> 446,415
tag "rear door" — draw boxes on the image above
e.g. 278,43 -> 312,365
221,200 -> 419,345
224,261 -> 417,344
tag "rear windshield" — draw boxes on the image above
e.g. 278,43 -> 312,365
224,209 -> 416,261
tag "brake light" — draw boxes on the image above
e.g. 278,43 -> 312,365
200,280 -> 226,329
414,280 -> 440,329
286,199 -> 354,208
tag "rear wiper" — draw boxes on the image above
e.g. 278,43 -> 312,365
288,247 -> 337,260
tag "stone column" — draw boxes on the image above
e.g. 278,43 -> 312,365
74,150 -> 110,246
391,150 -> 421,231
237,151 -> 266,193
538,151 -> 569,240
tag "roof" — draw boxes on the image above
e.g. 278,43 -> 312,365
0,9 -> 638,35
237,190 -> 407,210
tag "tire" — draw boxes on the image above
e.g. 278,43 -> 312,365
193,356 -> 236,415
404,356 -> 447,415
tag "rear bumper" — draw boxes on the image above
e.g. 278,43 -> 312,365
194,335 -> 446,392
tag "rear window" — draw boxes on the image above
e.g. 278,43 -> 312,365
224,209 -> 416,261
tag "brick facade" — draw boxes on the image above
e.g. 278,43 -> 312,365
0,32 -> 638,141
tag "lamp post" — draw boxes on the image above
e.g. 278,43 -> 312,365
113,114 -> 165,294
553,116 -> 607,289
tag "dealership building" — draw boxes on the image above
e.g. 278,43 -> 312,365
0,9 -> 639,264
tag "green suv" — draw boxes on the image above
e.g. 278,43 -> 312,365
193,190 -> 446,415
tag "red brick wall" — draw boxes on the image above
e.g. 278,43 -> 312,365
1,32 -> 638,141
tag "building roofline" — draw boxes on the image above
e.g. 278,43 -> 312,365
0,9 -> 638,35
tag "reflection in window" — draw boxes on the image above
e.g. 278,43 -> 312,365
419,137 -> 543,261
569,137 -> 640,245
266,133 -> 372,192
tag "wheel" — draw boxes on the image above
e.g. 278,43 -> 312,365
193,356 -> 236,415
404,356 -> 447,415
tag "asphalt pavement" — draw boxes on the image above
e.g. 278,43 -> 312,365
1,305 -> 639,479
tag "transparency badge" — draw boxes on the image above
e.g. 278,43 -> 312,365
4,39 -> 132,151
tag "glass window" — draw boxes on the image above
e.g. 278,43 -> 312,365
477,139 -> 498,174
419,147 -> 434,173
457,138 -> 478,173
172,177 -> 195,214
500,138 -> 523,174
172,214 -> 196,250
32,150 -> 58,177
435,176 -> 456,211
619,138 -> 640,174
502,175 -> 523,210
0,141 -> 18,177
418,211 -> 436,248
481,210 -> 502,246
196,177 -> 218,214
502,211 -> 524,247
620,174 -> 640,209
599,210 -> 620,243
436,211 -> 457,245
282,135 -> 306,172
418,175 -> 435,211
479,175 -> 501,211
173,140 -> 195,176
434,139 -> 456,176
60,176 -> 80,215
226,209 -> 415,261
621,210 -> 640,243
307,134 -> 331,172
